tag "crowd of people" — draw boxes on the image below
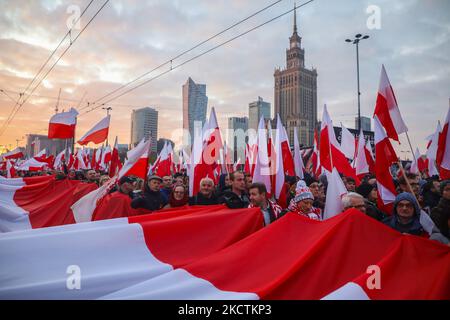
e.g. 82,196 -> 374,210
3,165 -> 449,246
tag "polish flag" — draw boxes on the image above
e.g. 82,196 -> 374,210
436,106 -> 450,179
426,122 -> 441,177
323,168 -> 348,220
354,128 -> 370,178
1,148 -> 24,160
374,116 -> 398,214
373,65 -> 408,142
119,138 -> 151,179
155,142 -> 171,178
410,148 -> 421,174
278,119 -> 295,176
94,147 -> 103,170
48,108 -> 78,139
6,160 -> 16,178
101,145 -> 112,170
244,144 -> 251,174
293,127 -> 304,179
2,208 -> 448,300
252,116 -> 271,194
309,129 -> 321,176
77,115 -> 110,145
340,123 -> 357,160
274,116 -> 286,202
72,138 -> 151,223
189,108 -> 223,196
202,107 -> 223,178
109,137 -> 120,178
17,158 -> 48,171
233,158 -> 241,172
320,105 -> 333,172
33,149 -> 47,162
0,177 -> 98,233
53,149 -> 66,170
364,139 -> 375,174
320,105 -> 360,184
73,149 -> 87,170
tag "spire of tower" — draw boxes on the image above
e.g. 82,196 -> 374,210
293,3 -> 297,34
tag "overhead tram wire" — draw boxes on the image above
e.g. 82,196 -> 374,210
0,88 -> 151,109
77,0 -> 284,112
81,0 -> 315,116
21,0 -> 96,98
0,0 -> 110,137
0,0 -> 95,132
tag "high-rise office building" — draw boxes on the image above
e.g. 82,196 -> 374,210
182,77 -> 208,144
228,116 -> 248,163
130,107 -> 158,153
248,96 -> 271,132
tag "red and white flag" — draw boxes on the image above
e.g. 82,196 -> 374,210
2,207 -> 448,300
364,139 -> 375,174
373,65 -> 408,142
1,148 -> 24,160
119,138 -> 151,179
354,128 -> 370,178
78,115 -> 110,145
323,168 -> 348,220
17,158 -> 48,171
410,148 -> 421,174
436,106 -> 450,179
252,116 -> 271,194
0,176 -> 98,233
48,108 -> 78,139
108,137 -> 120,178
278,118 -> 295,176
426,122 -> 441,177
71,138 -> 151,223
6,160 -> 16,178
155,142 -> 171,178
320,105 -> 360,184
340,123 -> 356,160
293,127 -> 304,179
53,149 -> 66,170
274,116 -> 286,202
374,116 -> 398,213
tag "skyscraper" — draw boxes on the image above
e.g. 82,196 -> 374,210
248,96 -> 271,132
228,116 -> 248,163
274,5 -> 317,147
130,107 -> 158,153
183,77 -> 208,144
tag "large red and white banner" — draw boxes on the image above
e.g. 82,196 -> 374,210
0,208 -> 448,300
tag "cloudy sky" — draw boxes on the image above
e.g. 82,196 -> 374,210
0,0 -> 449,158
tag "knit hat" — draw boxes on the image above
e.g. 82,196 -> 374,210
293,180 -> 314,203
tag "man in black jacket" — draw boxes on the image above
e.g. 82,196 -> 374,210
218,171 -> 250,209
131,175 -> 167,211
189,177 -> 218,205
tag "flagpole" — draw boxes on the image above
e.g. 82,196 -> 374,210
404,131 -> 417,163
397,160 -> 420,208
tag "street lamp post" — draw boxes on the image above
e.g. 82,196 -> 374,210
345,34 -> 369,132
